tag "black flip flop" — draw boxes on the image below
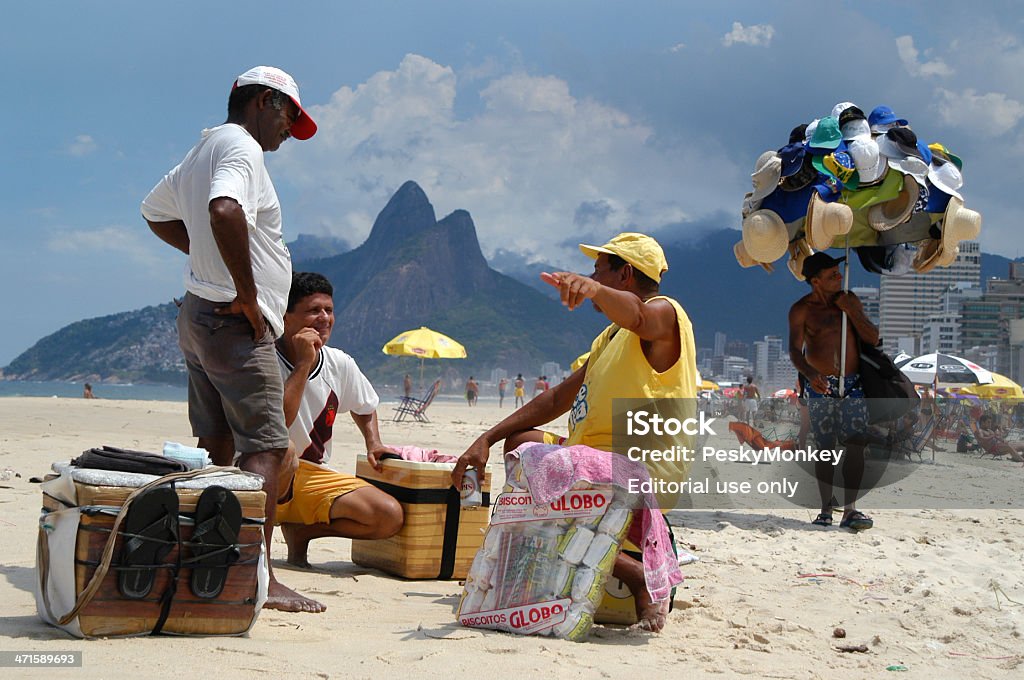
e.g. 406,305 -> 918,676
189,485 -> 242,599
118,485 -> 180,599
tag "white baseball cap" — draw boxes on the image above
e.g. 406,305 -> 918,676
234,66 -> 317,140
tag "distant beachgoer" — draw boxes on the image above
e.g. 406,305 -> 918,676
740,376 -> 760,424
274,272 -> 404,569
976,413 -> 1024,463
83,383 -> 97,399
403,374 -> 412,398
453,232 -> 697,633
514,374 -> 525,407
466,376 -> 479,406
532,376 -> 546,398
498,378 -> 508,407
789,252 -> 878,532
142,66 -> 321,613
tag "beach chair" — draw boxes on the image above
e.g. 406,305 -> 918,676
888,414 -> 938,462
393,379 -> 441,423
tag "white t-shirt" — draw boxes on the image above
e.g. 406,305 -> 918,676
278,346 -> 380,465
141,124 -> 291,337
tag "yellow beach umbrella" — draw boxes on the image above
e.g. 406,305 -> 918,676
695,370 -> 718,391
571,351 -> 591,372
382,326 -> 466,387
959,373 -> 1024,401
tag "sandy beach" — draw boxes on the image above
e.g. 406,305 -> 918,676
2,395 -> 1023,679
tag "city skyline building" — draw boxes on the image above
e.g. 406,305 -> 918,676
879,241 -> 981,354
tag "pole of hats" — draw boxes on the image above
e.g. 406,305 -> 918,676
838,235 -> 851,397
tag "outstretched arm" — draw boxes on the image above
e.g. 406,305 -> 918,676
540,272 -> 676,342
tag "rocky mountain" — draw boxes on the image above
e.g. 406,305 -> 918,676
308,181 -> 605,379
2,303 -> 184,385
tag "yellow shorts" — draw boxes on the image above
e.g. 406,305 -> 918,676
542,431 -> 567,445
276,459 -> 371,526
514,388 -> 525,397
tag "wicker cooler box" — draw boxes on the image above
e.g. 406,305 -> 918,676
36,464 -> 268,638
351,454 -> 491,579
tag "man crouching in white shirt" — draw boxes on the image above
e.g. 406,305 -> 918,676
275,272 -> 403,569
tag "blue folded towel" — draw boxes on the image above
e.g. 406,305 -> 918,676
163,441 -> 210,470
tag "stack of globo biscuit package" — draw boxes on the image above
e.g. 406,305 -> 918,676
457,455 -> 639,641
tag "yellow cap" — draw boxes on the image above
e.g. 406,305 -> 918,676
579,232 -> 668,283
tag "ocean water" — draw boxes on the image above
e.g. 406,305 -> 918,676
0,380 -> 504,406
0,380 -> 187,402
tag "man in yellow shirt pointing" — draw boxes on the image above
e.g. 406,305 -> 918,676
453,232 -> 698,633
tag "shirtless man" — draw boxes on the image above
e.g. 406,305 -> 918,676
788,253 -> 879,531
740,376 -> 760,424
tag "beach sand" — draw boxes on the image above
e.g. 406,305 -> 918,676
1,396 -> 1023,678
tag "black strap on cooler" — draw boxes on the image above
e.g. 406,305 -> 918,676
360,478 -> 490,579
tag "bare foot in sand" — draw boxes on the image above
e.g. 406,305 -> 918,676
280,523 -> 313,570
613,551 -> 669,633
632,583 -> 670,633
265,577 -> 325,613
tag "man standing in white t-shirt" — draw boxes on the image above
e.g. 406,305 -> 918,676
141,66 -> 322,613
275,272 -> 404,569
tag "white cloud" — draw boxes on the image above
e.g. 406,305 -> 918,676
68,134 -> 98,156
721,22 -> 774,48
668,42 -> 686,53
896,35 -> 953,78
46,226 -> 160,265
935,88 -> 1024,136
274,54 -> 736,264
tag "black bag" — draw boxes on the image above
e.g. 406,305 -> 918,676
71,445 -> 188,476
858,342 -> 920,424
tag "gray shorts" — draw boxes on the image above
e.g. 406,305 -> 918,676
176,292 -> 289,454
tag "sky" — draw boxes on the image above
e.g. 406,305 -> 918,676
3,0 -> 1024,366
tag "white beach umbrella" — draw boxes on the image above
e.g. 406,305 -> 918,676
896,353 -> 993,385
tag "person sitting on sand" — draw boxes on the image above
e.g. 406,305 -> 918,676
275,272 -> 404,570
82,383 -> 97,399
452,232 -> 697,633
975,414 -> 1024,463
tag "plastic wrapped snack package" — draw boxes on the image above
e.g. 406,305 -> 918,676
551,603 -> 596,642
582,533 -> 619,573
596,505 -> 632,541
558,525 -> 594,565
548,561 -> 576,599
457,469 -> 637,641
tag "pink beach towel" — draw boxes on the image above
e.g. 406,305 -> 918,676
390,445 -> 459,464
509,442 -> 683,602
